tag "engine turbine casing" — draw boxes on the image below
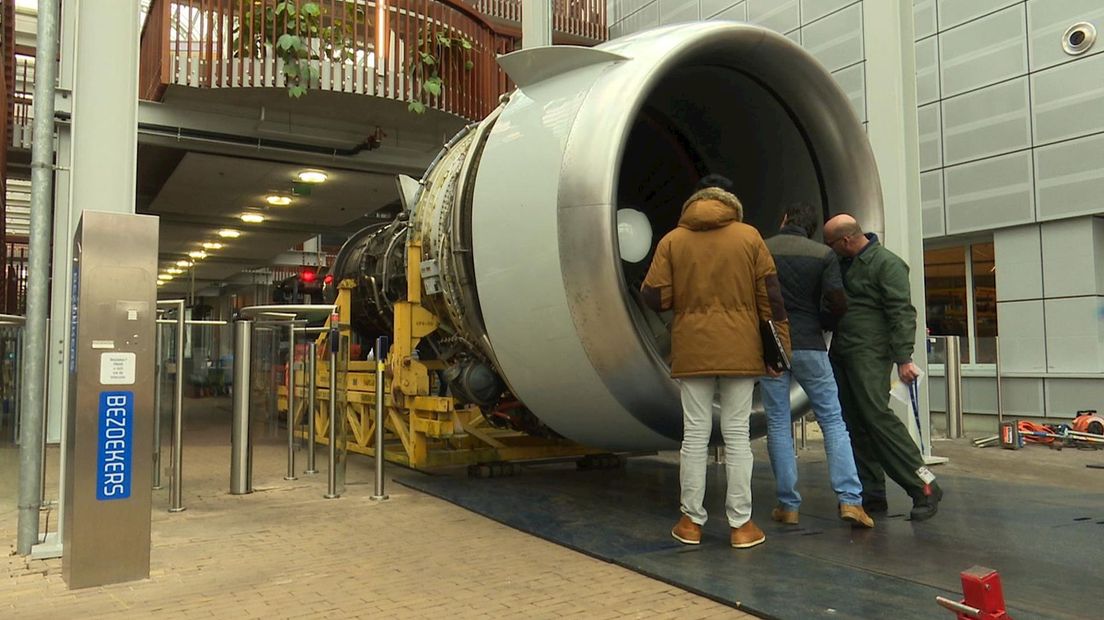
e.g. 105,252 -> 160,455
330,23 -> 883,450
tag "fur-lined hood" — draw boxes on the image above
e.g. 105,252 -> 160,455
678,187 -> 744,231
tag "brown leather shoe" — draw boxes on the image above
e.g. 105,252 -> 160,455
770,506 -> 799,525
671,515 -> 701,545
730,520 -> 766,549
840,503 -> 875,528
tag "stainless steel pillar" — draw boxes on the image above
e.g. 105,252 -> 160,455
169,301 -> 186,512
304,342 -> 318,474
370,336 -> 389,502
152,323 -> 163,490
230,320 -> 253,495
61,213 -> 158,588
284,323 -> 297,481
945,336 -> 963,439
325,346 -> 339,499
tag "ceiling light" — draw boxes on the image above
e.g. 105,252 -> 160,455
167,267 -> 184,275
176,260 -> 193,267
265,194 -> 292,206
218,228 -> 241,238
202,242 -> 223,250
157,273 -> 173,281
188,250 -> 207,259
240,213 -> 266,224
296,169 -> 328,184
157,281 -> 165,287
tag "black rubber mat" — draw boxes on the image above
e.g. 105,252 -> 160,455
397,455 -> 1101,619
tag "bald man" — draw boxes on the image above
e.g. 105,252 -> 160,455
823,215 -> 942,521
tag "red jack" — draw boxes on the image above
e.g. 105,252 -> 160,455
936,566 -> 1012,620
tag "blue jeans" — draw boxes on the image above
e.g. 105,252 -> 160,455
760,349 -> 863,509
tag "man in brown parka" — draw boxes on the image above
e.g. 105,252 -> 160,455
641,186 -> 790,549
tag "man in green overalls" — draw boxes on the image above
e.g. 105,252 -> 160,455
823,214 -> 943,521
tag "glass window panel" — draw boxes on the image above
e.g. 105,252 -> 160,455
971,242 -> 998,363
924,246 -> 970,363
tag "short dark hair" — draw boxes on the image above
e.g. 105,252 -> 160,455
696,173 -> 733,193
783,203 -> 819,238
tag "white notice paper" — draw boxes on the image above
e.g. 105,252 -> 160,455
100,352 -> 137,385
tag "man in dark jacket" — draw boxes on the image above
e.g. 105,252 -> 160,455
761,204 -> 874,529
641,187 -> 790,549
824,214 -> 942,521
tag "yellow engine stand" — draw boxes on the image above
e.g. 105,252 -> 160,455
282,241 -> 601,471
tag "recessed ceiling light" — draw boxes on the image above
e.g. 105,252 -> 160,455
296,169 -> 328,184
265,194 -> 292,206
176,260 -> 193,267
202,242 -> 223,250
240,213 -> 265,224
218,228 -> 241,238
167,267 -> 184,275
188,250 -> 207,259
157,273 -> 173,281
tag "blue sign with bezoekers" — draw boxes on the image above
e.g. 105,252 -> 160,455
97,391 -> 133,501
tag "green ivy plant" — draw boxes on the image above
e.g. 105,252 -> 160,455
233,0 -> 475,113
234,1 -> 368,98
406,27 -> 475,114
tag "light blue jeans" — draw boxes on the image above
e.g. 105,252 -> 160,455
760,349 -> 863,509
678,376 -> 756,528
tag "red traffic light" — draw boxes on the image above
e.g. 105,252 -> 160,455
323,274 -> 334,285
300,269 -> 317,283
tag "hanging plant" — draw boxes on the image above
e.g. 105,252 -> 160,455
233,1 -> 369,98
407,27 -> 475,114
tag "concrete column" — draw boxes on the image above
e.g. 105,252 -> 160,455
41,0 -> 142,557
522,0 -> 552,48
48,0 -> 142,439
862,0 -> 934,458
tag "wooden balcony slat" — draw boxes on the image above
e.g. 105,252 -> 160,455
138,0 -> 604,122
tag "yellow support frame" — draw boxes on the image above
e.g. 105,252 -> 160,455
279,240 -> 600,470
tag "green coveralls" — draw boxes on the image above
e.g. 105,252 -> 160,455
829,235 -> 926,501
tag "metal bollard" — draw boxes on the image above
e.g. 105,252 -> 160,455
370,336 -> 389,502
945,336 -> 964,439
325,317 -> 340,499
152,323 -> 164,490
284,323 -> 297,481
304,341 -> 318,474
230,320 -> 253,495
169,300 -> 186,513
994,336 -> 1003,429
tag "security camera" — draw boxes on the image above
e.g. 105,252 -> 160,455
1063,22 -> 1097,56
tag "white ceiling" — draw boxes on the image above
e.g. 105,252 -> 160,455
149,151 -> 398,294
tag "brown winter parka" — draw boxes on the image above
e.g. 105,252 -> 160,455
640,190 -> 791,378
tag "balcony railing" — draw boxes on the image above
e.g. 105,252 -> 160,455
470,0 -> 605,43
139,0 -> 532,121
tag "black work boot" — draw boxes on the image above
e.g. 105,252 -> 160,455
910,482 -> 943,521
862,493 -> 889,514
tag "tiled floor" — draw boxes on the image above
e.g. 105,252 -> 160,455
0,399 -> 746,619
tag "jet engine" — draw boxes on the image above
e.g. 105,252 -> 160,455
328,22 -> 883,451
